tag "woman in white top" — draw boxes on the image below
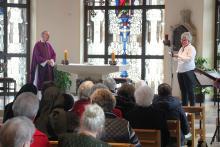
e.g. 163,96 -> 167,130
173,32 -> 196,106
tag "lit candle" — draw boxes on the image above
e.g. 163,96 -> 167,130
64,50 -> 68,61
111,51 -> 115,62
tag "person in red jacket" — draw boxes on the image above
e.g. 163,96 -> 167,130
72,81 -> 94,117
12,92 -> 50,147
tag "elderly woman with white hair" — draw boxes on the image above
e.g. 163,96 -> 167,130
72,81 -> 94,117
125,85 -> 170,147
58,104 -> 110,147
173,32 -> 196,106
12,92 -> 50,147
0,116 -> 35,147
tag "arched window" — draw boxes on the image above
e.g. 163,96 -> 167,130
84,0 -> 164,90
0,0 -> 30,90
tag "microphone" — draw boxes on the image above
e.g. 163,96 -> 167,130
163,34 -> 171,47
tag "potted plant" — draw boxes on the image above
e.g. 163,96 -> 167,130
194,57 -> 212,103
54,66 -> 72,92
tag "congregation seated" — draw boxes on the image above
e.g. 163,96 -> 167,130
89,83 -> 122,118
62,93 -> 75,111
58,104 -> 110,147
115,83 -> 136,116
72,81 -> 94,117
12,92 -> 50,147
0,116 -> 35,147
35,86 -> 79,140
125,85 -> 169,147
152,83 -> 189,146
134,80 -> 147,90
103,78 -> 117,94
3,83 -> 38,123
90,89 -> 141,147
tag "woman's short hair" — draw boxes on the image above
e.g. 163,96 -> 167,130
0,116 -> 35,147
134,85 -> 154,107
80,104 -> 105,133
117,83 -> 135,99
91,89 -> 116,112
78,81 -> 94,99
135,80 -> 147,90
103,78 -> 117,92
89,83 -> 108,96
158,83 -> 172,97
15,83 -> 38,99
12,92 -> 39,120
181,32 -> 192,42
62,93 -> 74,111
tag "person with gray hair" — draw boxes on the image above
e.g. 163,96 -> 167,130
12,92 -> 50,147
125,85 -> 170,146
58,104 -> 110,147
173,31 -> 196,106
73,81 -> 94,117
103,78 -> 117,93
91,89 -> 141,147
0,116 -> 35,147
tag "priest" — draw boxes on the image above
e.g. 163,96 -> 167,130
30,31 -> 56,90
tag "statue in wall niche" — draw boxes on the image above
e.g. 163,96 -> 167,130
171,9 -> 197,51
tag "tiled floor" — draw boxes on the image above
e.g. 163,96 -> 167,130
0,96 -> 220,146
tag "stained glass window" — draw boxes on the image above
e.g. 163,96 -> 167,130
84,0 -> 164,91
0,8 -> 4,52
0,1 -> 30,91
7,0 -> 26,4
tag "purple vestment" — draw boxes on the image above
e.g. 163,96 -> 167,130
30,41 -> 56,90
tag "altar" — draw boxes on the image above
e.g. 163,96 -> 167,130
57,63 -> 129,92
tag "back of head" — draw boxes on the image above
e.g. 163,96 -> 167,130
0,116 -> 35,147
41,81 -> 56,95
15,83 -> 37,99
103,78 -> 117,92
158,83 -> 172,97
89,83 -> 108,96
81,104 -> 105,134
62,93 -> 74,111
134,85 -> 154,107
78,81 -> 94,100
135,80 -> 147,90
40,86 -> 61,113
91,89 -> 116,112
117,83 -> 135,101
13,92 -> 39,120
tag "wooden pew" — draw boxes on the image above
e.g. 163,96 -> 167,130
187,113 -> 196,147
167,120 -> 181,147
109,143 -> 135,147
183,106 -> 206,141
49,141 -> 134,147
49,141 -> 58,147
134,129 -> 161,147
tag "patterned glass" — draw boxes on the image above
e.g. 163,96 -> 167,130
7,57 -> 26,90
145,59 -> 164,93
0,8 -> 3,52
109,59 -> 142,82
87,10 -> 105,55
7,0 -> 26,4
146,9 -> 164,55
108,0 -> 143,6
7,7 -> 27,54
108,9 -> 142,55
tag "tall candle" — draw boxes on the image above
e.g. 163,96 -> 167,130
64,50 -> 68,61
111,51 -> 115,62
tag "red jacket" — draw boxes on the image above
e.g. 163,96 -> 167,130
31,129 -> 50,147
72,99 -> 91,117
